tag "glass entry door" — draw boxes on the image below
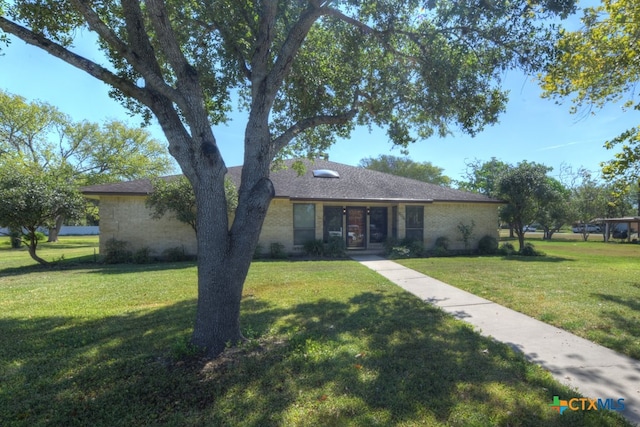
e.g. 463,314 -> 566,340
346,207 -> 366,248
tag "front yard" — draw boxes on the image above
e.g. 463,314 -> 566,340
398,237 -> 640,360
0,236 -> 633,426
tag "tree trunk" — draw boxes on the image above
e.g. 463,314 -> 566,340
188,157 -> 274,358
145,59 -> 277,359
47,215 -> 64,243
26,229 -> 50,266
517,233 -> 525,252
513,221 -> 525,252
191,251 -> 246,356
9,227 -> 22,249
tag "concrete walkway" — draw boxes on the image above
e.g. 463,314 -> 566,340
352,255 -> 640,426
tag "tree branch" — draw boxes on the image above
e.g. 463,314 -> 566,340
0,17 -> 146,102
271,108 -> 358,153
206,16 -> 251,81
264,4 -> 323,99
68,0 -> 182,105
146,0 -> 210,131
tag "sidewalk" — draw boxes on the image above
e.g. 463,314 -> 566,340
352,255 -> 640,426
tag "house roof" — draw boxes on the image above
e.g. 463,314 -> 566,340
81,159 -> 501,204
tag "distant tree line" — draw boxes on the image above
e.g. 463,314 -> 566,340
462,158 -> 636,251
361,154 -> 636,253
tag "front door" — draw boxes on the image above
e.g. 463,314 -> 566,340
346,207 -> 366,248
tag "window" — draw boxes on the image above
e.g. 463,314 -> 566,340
323,206 -> 343,243
293,204 -> 315,245
405,205 -> 424,242
369,207 -> 387,243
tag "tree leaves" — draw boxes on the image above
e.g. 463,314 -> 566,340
0,90 -> 173,185
359,154 -> 451,186
146,175 -> 238,233
0,160 -> 85,265
541,0 -> 640,190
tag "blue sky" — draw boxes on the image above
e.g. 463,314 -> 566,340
1,5 -> 637,183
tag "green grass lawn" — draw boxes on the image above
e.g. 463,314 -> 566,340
398,234 -> 640,360
0,235 -> 100,270
0,236 -> 632,426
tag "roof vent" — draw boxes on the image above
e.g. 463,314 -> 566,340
313,169 -> 340,178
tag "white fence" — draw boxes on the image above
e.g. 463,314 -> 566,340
0,226 -> 99,236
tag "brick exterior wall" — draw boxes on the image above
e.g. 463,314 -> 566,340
97,196 -> 500,257
258,198 -> 296,253
98,195 -> 197,256
424,203 -> 500,250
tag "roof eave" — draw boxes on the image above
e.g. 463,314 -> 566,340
81,191 -> 150,197
287,197 -> 435,203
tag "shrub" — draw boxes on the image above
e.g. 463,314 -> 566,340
325,236 -> 346,258
253,243 -> 263,260
498,242 -> 516,256
387,239 -> 424,259
477,235 -> 498,255
389,246 -> 411,259
432,236 -> 450,257
162,246 -> 193,262
133,247 -> 153,264
302,239 -> 324,257
520,242 -> 545,257
457,220 -> 475,251
104,238 -> 133,264
404,239 -> 424,257
434,236 -> 449,250
383,237 -> 401,256
269,242 -> 287,259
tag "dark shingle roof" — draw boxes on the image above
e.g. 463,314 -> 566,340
81,175 -> 178,196
82,159 -> 500,203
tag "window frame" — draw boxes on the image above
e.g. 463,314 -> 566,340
405,205 -> 424,242
293,203 -> 316,245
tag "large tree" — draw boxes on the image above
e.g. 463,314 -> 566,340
1,0 -> 576,357
0,90 -> 173,240
497,161 -> 555,252
359,154 -> 450,186
564,167 -> 632,240
459,157 -> 510,197
0,90 -> 172,186
535,176 -> 570,240
541,0 -> 640,203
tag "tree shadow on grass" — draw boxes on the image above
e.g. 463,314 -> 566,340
0,300 -> 198,426
590,293 -> 640,359
500,255 -> 574,263
1,292 -> 629,426
0,259 -> 196,278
